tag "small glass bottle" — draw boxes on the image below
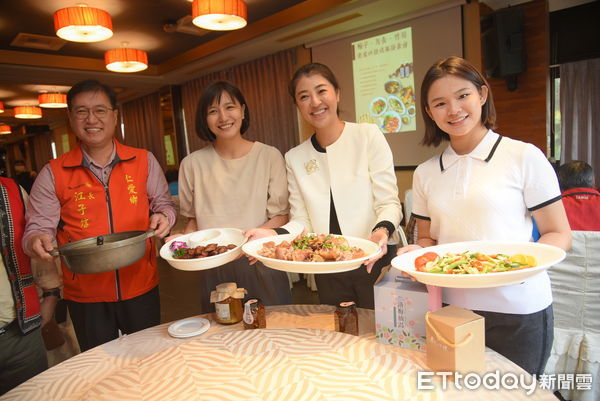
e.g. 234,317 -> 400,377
335,301 -> 359,336
243,298 -> 266,329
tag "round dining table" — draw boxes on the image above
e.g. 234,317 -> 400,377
2,304 -> 556,401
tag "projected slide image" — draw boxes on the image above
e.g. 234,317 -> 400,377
353,27 -> 416,134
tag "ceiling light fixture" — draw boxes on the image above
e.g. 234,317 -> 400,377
39,93 -> 68,108
54,4 -> 113,43
0,124 -> 11,134
0,101 -> 4,113
105,46 -> 149,73
192,0 -> 247,31
14,106 -> 43,119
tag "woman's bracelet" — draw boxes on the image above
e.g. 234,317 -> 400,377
372,226 -> 390,237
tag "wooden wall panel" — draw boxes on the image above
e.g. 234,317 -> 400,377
482,0 -> 549,153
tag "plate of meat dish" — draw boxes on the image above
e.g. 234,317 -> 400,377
242,233 -> 381,274
391,241 -> 566,288
160,228 -> 247,271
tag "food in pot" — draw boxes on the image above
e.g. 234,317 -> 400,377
384,80 -> 401,94
414,252 -> 538,274
258,234 -> 366,262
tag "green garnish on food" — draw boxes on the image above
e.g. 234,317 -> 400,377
172,248 -> 187,259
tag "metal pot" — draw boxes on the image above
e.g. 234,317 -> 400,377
50,230 -> 155,274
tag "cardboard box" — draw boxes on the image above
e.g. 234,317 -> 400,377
374,268 -> 429,351
425,305 -> 485,373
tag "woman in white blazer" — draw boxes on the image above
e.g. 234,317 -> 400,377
247,63 -> 402,308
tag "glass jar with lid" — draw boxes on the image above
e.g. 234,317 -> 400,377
335,301 -> 359,336
210,282 -> 246,324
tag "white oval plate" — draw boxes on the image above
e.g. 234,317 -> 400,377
242,233 -> 381,274
167,317 -> 210,338
160,228 -> 247,271
391,241 -> 566,288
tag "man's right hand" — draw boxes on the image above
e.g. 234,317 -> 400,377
28,234 -> 57,262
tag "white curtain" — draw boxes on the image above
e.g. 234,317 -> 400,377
560,58 -> 600,182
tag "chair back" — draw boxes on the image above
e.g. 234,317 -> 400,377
549,230 -> 600,333
545,230 -> 600,401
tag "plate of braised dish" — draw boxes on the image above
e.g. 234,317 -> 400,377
242,233 -> 380,274
160,228 -> 247,271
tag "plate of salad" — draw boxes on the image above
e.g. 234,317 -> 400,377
391,241 -> 566,288
160,228 -> 247,271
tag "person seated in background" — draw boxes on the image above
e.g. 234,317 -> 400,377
165,169 -> 179,196
13,160 -> 36,194
557,160 -> 600,231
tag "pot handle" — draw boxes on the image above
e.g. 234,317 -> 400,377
48,248 -> 60,257
144,229 -> 155,239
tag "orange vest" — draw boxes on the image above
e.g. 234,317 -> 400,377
0,177 -> 41,333
50,141 -> 158,302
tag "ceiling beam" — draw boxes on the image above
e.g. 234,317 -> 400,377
0,49 -> 159,75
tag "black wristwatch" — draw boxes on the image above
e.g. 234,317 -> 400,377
42,289 -> 61,299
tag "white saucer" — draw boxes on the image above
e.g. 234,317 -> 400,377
167,317 -> 210,338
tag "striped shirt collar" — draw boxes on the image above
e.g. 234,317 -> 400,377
439,130 -> 503,172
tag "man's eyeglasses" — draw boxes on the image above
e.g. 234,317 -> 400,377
72,107 -> 114,120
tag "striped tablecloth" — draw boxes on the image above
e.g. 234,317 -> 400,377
2,305 -> 556,401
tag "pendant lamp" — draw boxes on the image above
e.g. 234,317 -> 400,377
105,47 -> 148,73
39,93 -> 68,108
14,106 -> 43,119
0,101 -> 4,113
192,0 -> 247,31
0,124 -> 11,134
54,4 -> 113,43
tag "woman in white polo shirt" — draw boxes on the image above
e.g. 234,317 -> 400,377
398,56 -> 571,375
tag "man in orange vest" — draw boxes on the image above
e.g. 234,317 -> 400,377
23,80 -> 176,351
